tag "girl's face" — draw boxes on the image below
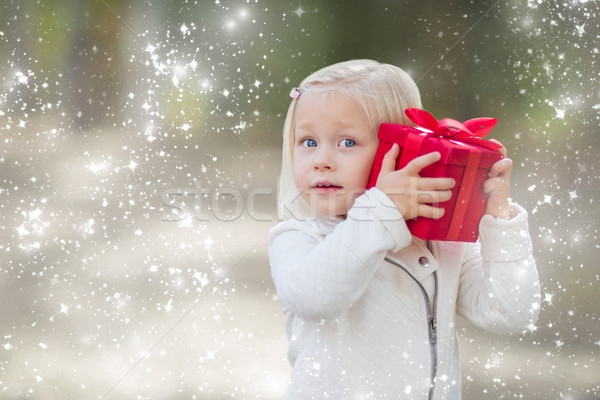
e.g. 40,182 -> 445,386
292,90 -> 379,217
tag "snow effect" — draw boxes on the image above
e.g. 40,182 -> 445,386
0,0 -> 598,399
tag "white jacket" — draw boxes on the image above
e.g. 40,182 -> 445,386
268,188 -> 540,400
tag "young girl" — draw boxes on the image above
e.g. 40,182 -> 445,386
268,59 -> 540,399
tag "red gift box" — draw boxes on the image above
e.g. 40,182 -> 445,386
367,108 -> 504,242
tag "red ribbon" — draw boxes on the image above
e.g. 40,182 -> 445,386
398,108 -> 502,241
405,108 -> 503,151
446,148 -> 480,241
397,126 -> 482,241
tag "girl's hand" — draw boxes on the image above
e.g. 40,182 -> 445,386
484,139 -> 513,219
376,143 -> 455,220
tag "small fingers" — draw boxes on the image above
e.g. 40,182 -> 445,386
417,190 -> 453,204
417,204 -> 445,220
403,151 -> 441,175
417,177 -> 455,191
380,143 -> 400,174
489,139 -> 507,157
488,158 -> 513,178
484,177 -> 506,194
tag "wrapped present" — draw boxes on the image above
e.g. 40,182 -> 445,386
367,108 -> 504,242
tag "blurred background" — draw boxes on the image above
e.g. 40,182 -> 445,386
1,0 -> 598,398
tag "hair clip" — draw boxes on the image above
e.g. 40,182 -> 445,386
289,87 -> 303,99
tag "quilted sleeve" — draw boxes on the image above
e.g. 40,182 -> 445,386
269,188 -> 412,321
456,203 -> 541,335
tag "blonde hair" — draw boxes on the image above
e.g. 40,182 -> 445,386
277,59 -> 422,220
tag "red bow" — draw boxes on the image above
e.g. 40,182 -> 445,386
405,108 -> 503,151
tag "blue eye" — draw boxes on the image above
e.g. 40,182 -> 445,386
340,138 -> 356,147
302,138 -> 317,148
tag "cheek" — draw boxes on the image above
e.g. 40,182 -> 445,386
292,152 -> 308,186
362,144 -> 378,176
292,166 -> 302,189
349,148 -> 377,183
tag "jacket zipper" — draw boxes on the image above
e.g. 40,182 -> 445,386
384,256 -> 439,400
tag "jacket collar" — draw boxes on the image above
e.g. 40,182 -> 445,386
387,237 -> 439,281
309,217 -> 439,280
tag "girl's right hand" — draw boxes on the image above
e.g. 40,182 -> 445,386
375,143 -> 455,220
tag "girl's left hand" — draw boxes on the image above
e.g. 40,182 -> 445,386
484,139 -> 513,219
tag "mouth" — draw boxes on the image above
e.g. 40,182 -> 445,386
312,181 -> 343,193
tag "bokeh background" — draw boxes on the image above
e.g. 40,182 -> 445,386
1,0 -> 599,399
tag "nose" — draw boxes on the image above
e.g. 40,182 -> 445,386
312,147 -> 335,171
